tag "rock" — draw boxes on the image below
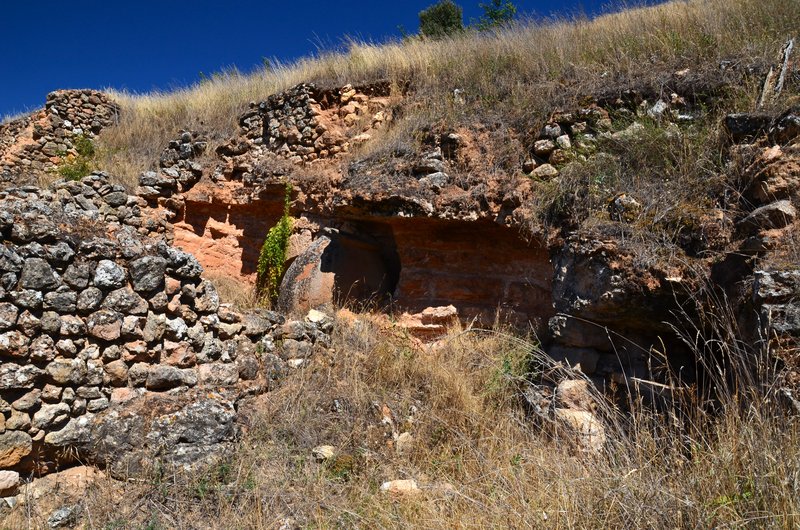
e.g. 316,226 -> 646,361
413,158 -> 445,175
93,260 -> 126,289
646,100 -> 669,119
312,445 -> 336,461
62,260 -> 93,289
77,287 -> 104,313
0,247 -> 23,273
102,287 -> 148,315
19,258 -> 58,290
532,164 -> 558,179
218,322 -> 242,339
0,430 -> 32,468
533,139 -> 556,157
754,270 -> 800,303
11,390 -> 40,412
277,236 -> 335,313
737,200 -> 796,236
159,243 -> 203,279
40,311 -> 62,336
30,335 -> 56,362
236,355 -> 259,380
380,479 -> 420,494
197,363 -> 239,387
162,340 -> 196,367
725,113 -> 772,142
771,112 -> 800,144
145,365 -> 190,390
6,411 -> 30,431
419,172 -> 449,191
122,315 -> 144,339
47,505 -> 82,528
555,134 -> 572,150
84,391 -> 237,479
46,241 -> 75,264
43,287 -> 78,313
0,331 -> 30,358
554,408 -> 606,452
194,280 -> 220,313
143,312 -> 166,343
46,358 -> 87,385
43,415 -> 94,447
241,313 -> 271,336
128,255 -> 167,292
608,193 -> 641,223
86,310 -> 123,341
32,403 -> 71,430
165,316 -> 188,340
0,470 -> 20,495
10,289 -> 43,311
540,123 -> 562,139
0,303 -> 18,330
17,310 -> 41,336
104,360 -> 129,386
59,315 -> 86,336
555,379 -> 595,412
0,364 -> 43,390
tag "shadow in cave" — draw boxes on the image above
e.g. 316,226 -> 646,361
319,222 -> 401,311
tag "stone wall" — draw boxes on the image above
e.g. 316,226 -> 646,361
215,81 -> 395,172
0,90 -> 119,185
0,175 -> 331,490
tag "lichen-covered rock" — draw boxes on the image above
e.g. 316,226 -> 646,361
0,431 -> 32,468
86,310 -> 123,341
0,364 -> 43,390
49,391 -> 239,479
19,257 -> 58,290
129,255 -> 167,292
93,260 -> 126,290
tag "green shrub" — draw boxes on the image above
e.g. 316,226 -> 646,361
57,134 -> 95,181
419,0 -> 464,39
256,182 -> 293,304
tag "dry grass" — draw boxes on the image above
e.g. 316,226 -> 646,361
95,0 -> 799,184
18,306 -> 789,529
205,272 -> 260,311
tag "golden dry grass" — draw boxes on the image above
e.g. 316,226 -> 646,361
6,310 -> 788,529
96,0 -> 800,185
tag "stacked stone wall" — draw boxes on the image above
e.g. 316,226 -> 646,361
0,90 -> 119,184
0,175 -> 331,486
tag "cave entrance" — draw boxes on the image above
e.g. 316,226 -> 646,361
321,222 -> 401,310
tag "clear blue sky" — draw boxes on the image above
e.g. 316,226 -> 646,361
1,0 -> 664,118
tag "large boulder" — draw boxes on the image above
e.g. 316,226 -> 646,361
44,390 -> 239,479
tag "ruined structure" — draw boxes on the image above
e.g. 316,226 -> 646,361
0,90 -> 119,185
0,79 -> 797,498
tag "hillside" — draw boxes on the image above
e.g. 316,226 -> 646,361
0,0 -> 799,527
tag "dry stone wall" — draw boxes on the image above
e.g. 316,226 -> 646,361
0,90 -> 119,184
0,175 -> 332,489
215,82 -> 395,176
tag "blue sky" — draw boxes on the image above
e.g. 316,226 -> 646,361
1,1 -> 663,118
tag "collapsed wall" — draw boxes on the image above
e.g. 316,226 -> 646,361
0,90 -> 119,184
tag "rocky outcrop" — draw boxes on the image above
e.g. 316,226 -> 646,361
0,90 -> 119,184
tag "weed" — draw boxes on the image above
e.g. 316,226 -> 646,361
56,134 -> 96,181
256,181 -> 293,304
